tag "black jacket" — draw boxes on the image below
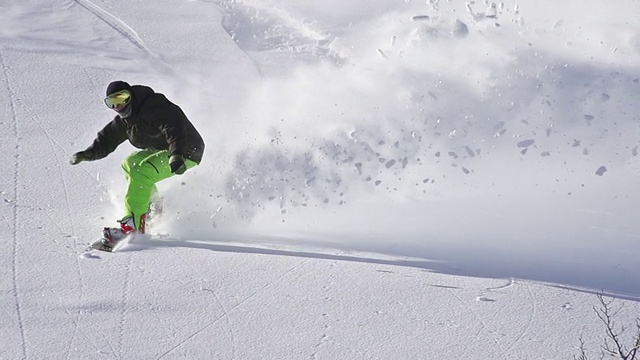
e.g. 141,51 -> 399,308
85,85 -> 205,164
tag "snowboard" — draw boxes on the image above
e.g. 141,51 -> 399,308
87,232 -> 143,253
86,196 -> 163,253
88,238 -> 117,252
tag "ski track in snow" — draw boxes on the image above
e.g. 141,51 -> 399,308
168,247 -> 239,358
156,258 -> 309,359
447,285 -> 511,359
1,46 -> 91,358
504,283 -> 537,356
118,254 -> 134,359
23,100 -> 76,233
72,0 -> 176,75
73,0 -> 151,55
9,51 -> 84,245
0,46 -> 28,360
443,280 -> 538,358
1,43 -> 98,352
20,241 -> 103,356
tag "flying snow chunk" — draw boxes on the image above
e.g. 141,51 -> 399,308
452,20 -> 469,38
517,139 -> 535,148
385,159 -> 396,169
595,166 -> 607,176
485,3 -> 498,18
412,15 -> 430,22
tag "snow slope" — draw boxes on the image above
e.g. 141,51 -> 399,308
1,0 -> 639,358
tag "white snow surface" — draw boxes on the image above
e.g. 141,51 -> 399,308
1,0 -> 640,358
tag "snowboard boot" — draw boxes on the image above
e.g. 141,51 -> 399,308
101,214 -> 147,250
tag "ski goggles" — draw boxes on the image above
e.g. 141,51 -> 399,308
104,90 -> 132,109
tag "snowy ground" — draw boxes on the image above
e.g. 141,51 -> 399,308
1,0 -> 639,359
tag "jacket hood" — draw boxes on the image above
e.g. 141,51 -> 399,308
128,85 -> 155,118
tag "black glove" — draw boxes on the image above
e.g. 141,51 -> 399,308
169,154 -> 187,174
70,150 -> 93,165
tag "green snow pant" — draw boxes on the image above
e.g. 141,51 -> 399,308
121,149 -> 198,228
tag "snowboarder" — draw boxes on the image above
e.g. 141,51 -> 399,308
70,81 -> 205,250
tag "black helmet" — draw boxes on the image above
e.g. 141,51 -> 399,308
104,81 -> 133,118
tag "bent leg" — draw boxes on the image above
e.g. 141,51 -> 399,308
121,150 -> 197,229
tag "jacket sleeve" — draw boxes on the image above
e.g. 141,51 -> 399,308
84,117 -> 128,160
152,105 -> 189,157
